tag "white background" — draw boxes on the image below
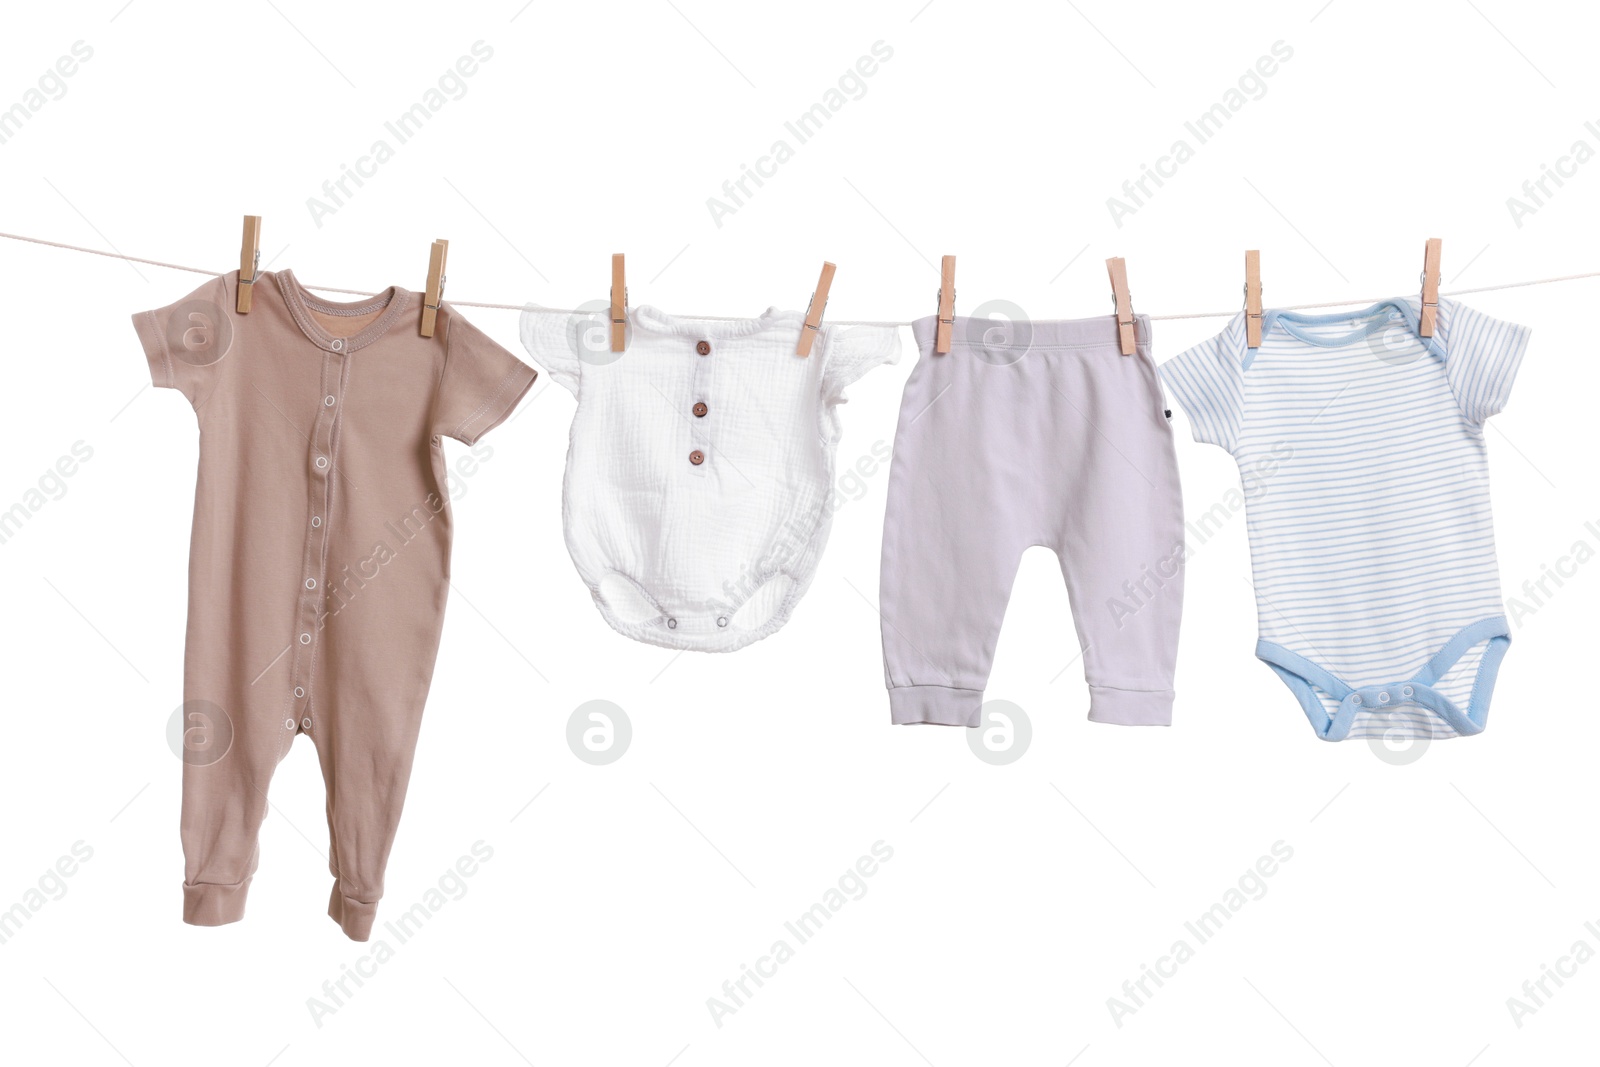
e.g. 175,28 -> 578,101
1,1 -> 1597,1064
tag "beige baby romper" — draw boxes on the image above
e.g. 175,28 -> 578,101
134,268 -> 537,940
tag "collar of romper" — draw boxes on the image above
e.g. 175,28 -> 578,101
275,268 -> 413,354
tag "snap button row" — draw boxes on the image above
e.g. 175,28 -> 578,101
330,338 -> 345,351
311,516 -> 321,527
1352,694 -> 1362,706
301,718 -> 312,731
666,618 -> 678,630
305,578 -> 317,589
324,394 -> 336,406
284,718 -> 295,731
716,616 -> 728,628
315,456 -> 328,470
299,632 -> 312,645
294,686 -> 305,698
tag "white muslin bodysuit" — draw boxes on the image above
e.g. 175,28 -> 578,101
521,304 -> 900,651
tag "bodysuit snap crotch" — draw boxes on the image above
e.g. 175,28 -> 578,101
1258,617 -> 1511,741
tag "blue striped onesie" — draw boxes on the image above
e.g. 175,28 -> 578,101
1161,297 -> 1530,741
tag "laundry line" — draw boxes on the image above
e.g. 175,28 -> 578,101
4,229 -> 1597,325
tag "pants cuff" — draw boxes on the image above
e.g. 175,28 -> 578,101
328,882 -> 380,942
889,684 -> 983,727
1088,685 -> 1174,726
184,878 -> 251,926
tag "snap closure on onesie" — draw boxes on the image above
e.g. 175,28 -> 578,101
1259,616 -> 1511,743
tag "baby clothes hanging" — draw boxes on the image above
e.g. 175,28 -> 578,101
878,312 -> 1186,727
521,304 -> 899,652
135,269 -> 536,939
1161,297 -> 1530,741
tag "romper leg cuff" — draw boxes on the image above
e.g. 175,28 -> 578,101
183,878 -> 251,927
1088,686 -> 1174,726
328,882 -> 380,942
889,685 -> 983,727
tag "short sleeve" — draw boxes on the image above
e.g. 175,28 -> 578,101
433,307 -> 539,445
819,323 -> 902,403
519,305 -> 598,395
1159,315 -> 1247,453
130,273 -> 235,409
1438,298 -> 1531,424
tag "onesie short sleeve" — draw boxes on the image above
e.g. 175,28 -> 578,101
1160,314 -> 1247,452
1437,297 -> 1531,424
130,273 -> 236,410
819,323 -> 902,404
519,306 -> 599,395
433,308 -> 539,445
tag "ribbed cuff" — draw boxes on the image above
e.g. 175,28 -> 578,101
183,878 -> 251,926
889,684 -> 983,727
328,882 -> 380,942
1087,685 -> 1174,726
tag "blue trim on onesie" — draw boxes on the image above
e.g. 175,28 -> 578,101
1246,300 -> 1446,370
1256,616 -> 1510,742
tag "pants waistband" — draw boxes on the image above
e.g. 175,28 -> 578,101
910,313 -> 1152,355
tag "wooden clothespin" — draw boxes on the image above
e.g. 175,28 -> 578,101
1419,237 -> 1442,337
1244,249 -> 1263,348
237,215 -> 261,313
934,255 -> 955,354
796,261 -> 836,357
1107,257 -> 1136,355
610,253 -> 627,352
420,239 -> 448,338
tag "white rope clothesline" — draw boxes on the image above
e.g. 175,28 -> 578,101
4,229 -> 1596,325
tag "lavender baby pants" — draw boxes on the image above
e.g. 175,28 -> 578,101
880,313 -> 1185,727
